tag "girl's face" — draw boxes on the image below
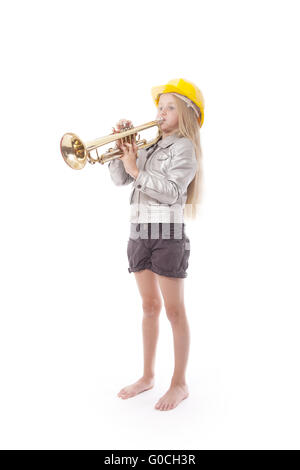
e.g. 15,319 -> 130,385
156,94 -> 179,137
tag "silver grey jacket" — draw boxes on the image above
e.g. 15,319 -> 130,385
108,133 -> 197,223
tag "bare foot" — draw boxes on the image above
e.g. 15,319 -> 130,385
154,384 -> 189,411
117,377 -> 154,399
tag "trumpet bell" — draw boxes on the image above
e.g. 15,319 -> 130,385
60,133 -> 87,170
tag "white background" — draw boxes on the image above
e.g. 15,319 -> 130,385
0,0 -> 299,450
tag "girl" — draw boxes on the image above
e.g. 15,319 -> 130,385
108,78 -> 205,411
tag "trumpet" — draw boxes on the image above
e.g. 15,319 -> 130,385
60,118 -> 164,170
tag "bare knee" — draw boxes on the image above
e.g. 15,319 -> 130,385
142,298 -> 162,318
165,304 -> 186,323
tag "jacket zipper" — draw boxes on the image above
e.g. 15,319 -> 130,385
137,144 -> 159,219
133,144 -> 161,220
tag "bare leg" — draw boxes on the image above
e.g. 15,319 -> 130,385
154,275 -> 189,411
117,269 -> 162,399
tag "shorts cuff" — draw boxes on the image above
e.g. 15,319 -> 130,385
128,263 -> 152,273
150,266 -> 188,279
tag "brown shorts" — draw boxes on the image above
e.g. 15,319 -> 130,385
127,223 -> 191,279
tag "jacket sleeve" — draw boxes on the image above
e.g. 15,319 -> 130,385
132,138 -> 198,205
108,158 -> 134,186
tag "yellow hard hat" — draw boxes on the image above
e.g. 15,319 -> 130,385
151,78 -> 205,127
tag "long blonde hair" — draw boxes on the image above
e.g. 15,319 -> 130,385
171,95 -> 204,220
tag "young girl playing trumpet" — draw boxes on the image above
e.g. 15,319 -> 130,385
108,78 -> 205,411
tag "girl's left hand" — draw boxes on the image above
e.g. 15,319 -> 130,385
119,141 -> 139,179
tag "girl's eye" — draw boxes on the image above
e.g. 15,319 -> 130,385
159,106 -> 174,110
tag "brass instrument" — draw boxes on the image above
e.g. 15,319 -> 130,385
60,118 -> 164,170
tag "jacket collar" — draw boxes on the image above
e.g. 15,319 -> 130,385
157,133 -> 181,148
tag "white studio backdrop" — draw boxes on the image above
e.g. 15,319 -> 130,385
0,0 -> 300,450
